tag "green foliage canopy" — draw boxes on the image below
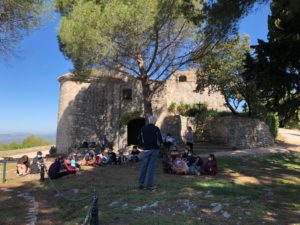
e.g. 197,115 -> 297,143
55,0 -> 269,116
56,0 -> 207,116
57,0 -> 202,74
196,35 -> 252,115
0,0 -> 51,59
243,0 -> 300,125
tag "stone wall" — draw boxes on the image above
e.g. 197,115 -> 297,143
201,116 -> 274,148
165,70 -> 228,111
56,70 -> 228,153
158,115 -> 274,149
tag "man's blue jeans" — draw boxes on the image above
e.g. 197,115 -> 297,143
138,149 -> 159,188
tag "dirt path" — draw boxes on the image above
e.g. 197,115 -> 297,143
278,128 -> 300,146
0,146 -> 51,160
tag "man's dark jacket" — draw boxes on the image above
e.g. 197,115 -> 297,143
139,124 -> 163,150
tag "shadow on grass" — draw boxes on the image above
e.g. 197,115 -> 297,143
0,153 -> 300,225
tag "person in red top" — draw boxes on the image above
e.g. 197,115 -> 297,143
202,154 -> 218,176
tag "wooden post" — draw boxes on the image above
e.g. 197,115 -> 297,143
2,159 -> 7,183
40,164 -> 45,182
90,192 -> 99,225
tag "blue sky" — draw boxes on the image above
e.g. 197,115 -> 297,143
0,4 -> 271,135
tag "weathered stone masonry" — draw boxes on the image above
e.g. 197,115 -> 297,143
56,71 -> 228,153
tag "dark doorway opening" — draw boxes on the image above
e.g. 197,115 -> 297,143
127,118 -> 146,146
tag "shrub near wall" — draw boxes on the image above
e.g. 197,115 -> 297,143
265,113 -> 279,138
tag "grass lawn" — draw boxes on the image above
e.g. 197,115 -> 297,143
0,152 -> 299,225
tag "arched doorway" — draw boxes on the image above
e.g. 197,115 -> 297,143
127,118 -> 146,146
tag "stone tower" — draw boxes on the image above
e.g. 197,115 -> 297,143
56,70 -> 227,153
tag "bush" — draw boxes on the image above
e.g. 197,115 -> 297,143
177,102 -> 190,115
265,113 -> 279,138
168,102 -> 177,114
0,135 -> 53,150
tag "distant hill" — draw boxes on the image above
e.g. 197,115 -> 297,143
0,133 -> 56,144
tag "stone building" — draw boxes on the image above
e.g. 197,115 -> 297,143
56,70 -> 228,153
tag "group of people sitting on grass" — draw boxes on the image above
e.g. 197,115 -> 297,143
162,146 -> 218,176
79,145 -> 142,166
16,151 -> 45,176
16,151 -> 80,179
16,128 -> 216,180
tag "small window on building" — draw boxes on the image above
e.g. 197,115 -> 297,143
123,89 -> 132,100
178,75 -> 187,82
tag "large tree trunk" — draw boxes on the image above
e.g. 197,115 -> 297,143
136,53 -> 153,119
224,96 -> 238,115
141,77 -> 153,119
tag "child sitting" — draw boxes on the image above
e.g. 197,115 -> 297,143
129,146 -> 141,162
181,148 -> 193,161
98,148 -> 110,165
108,148 -> 121,165
188,155 -> 204,175
81,150 -> 97,166
172,157 -> 189,175
16,155 -> 31,176
63,156 -> 80,173
48,156 -> 69,179
167,148 -> 189,175
202,154 -> 218,176
30,151 -> 45,174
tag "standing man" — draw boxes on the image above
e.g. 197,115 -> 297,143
185,126 -> 194,153
138,116 -> 163,191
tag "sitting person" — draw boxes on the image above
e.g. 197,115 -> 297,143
63,159 -> 79,173
81,150 -> 97,166
108,148 -> 121,165
16,155 -> 31,176
68,153 -> 80,169
96,148 -> 110,165
188,155 -> 204,175
181,148 -> 192,160
164,133 -> 176,151
164,146 -> 189,174
172,157 -> 189,175
202,154 -> 218,176
30,151 -> 45,174
48,156 -> 69,179
118,147 -> 128,163
128,145 -> 141,162
170,146 -> 180,161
